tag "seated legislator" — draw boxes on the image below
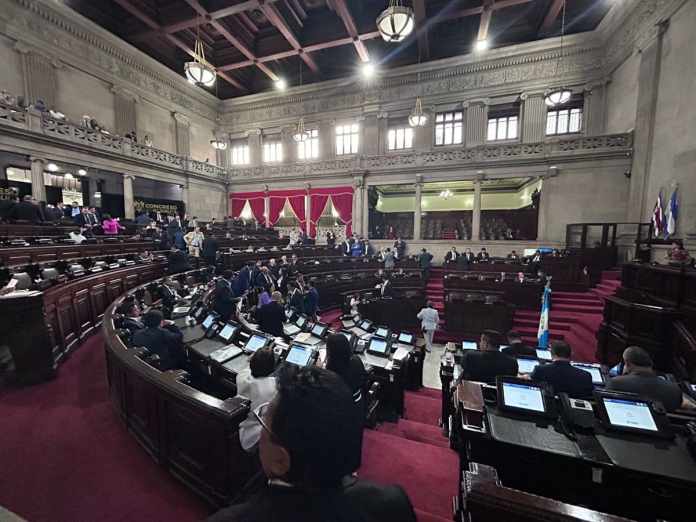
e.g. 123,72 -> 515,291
257,291 -> 286,339
501,331 -> 536,358
117,299 -> 145,334
477,247 -> 490,262
444,247 -> 459,264
212,276 -> 236,322
607,346 -> 684,411
461,330 -> 518,384
132,310 -> 184,370
237,347 -> 277,452
507,250 -> 520,261
530,341 -> 593,398
207,366 -> 417,522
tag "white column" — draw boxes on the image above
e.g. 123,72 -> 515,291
472,180 -> 482,240
112,86 -> 138,137
352,175 -> 364,236
264,191 -> 270,228
172,112 -> 191,157
123,175 -> 135,220
305,185 -> 311,236
30,157 -> 46,202
414,180 -> 423,240
521,92 -> 547,143
248,129 -> 262,167
465,100 -> 488,146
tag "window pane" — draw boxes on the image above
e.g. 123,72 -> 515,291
351,123 -> 359,133
497,118 -> 507,140
508,116 -> 518,139
445,113 -> 452,121
404,128 -> 413,148
454,112 -> 463,121
569,109 -> 581,132
453,122 -> 462,144
436,114 -> 444,123
351,133 -> 359,153
435,125 -> 443,145
557,110 -> 569,134
487,119 -> 497,141
444,124 -> 453,145
388,129 -> 395,150
546,112 -> 557,135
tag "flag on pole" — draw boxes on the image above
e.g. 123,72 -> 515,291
537,281 -> 552,348
666,186 -> 679,237
652,191 -> 664,238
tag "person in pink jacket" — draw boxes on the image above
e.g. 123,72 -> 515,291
101,214 -> 125,235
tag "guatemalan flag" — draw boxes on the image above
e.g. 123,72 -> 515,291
652,191 -> 664,238
537,283 -> 552,349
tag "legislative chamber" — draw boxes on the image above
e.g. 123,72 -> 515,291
1,1 -> 695,521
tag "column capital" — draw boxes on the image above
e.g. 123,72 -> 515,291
123,174 -> 136,181
520,90 -> 546,101
463,98 -> 489,108
246,128 -> 262,137
29,156 -> 46,164
172,112 -> 190,126
111,84 -> 140,102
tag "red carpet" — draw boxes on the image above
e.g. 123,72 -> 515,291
362,386 -> 458,521
0,334 -> 210,522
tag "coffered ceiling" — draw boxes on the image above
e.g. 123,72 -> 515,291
64,0 -> 612,99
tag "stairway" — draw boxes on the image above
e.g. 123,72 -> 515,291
360,387 -> 458,522
511,269 -> 622,362
425,268 -> 456,344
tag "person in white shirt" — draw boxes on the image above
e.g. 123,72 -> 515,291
237,347 -> 277,452
69,228 -> 87,245
417,301 -> 440,353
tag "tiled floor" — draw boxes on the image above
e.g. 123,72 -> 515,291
422,343 -> 446,389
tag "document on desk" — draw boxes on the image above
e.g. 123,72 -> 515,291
294,332 -> 312,344
0,290 -> 42,299
393,347 -> 410,362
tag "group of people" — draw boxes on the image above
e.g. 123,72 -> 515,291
443,246 -> 491,266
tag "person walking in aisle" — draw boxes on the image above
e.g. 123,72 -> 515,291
417,301 -> 439,353
418,248 -> 433,281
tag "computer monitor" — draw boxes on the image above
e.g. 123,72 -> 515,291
311,323 -> 328,338
296,315 -> 307,329
601,396 -> 659,433
571,362 -> 605,385
359,319 -> 373,331
397,332 -> 414,345
367,337 -> 389,357
517,358 -> 540,374
498,379 -> 548,415
285,344 -> 314,367
202,313 -> 217,330
218,323 -> 238,343
536,349 -> 552,361
245,334 -> 268,354
462,341 -> 478,351
374,326 -> 390,339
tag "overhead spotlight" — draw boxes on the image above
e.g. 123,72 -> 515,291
361,62 -> 376,80
475,39 -> 489,52
77,169 -> 87,176
64,173 -> 74,179
275,78 -> 287,91
47,163 -> 59,172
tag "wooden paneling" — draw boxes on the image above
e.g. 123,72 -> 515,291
124,369 -> 161,458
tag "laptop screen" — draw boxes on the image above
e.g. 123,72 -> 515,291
360,320 -> 372,331
218,324 -> 238,342
375,327 -> 389,338
202,314 -> 217,330
296,316 -> 306,328
369,338 -> 388,355
602,397 -> 658,432
286,344 -> 313,367
536,349 -> 552,361
398,332 -> 413,344
517,358 -> 540,374
245,334 -> 267,353
571,363 -> 604,385
501,382 -> 545,413
311,324 -> 327,337
462,341 -> 478,350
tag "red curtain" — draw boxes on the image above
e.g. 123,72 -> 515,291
229,191 -> 264,218
288,194 -> 306,230
331,192 -> 353,236
268,196 -> 287,226
248,197 -> 265,223
309,194 -> 330,238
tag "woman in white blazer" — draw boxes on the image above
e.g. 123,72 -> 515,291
417,301 -> 440,353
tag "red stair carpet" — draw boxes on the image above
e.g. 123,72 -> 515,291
360,388 -> 458,522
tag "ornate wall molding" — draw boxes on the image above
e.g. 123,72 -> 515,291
1,0 -> 218,121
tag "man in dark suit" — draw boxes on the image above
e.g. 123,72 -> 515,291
132,309 -> 184,370
444,247 -> 459,264
418,248 -> 433,281
477,247 -> 490,262
206,366 -> 417,522
607,346 -> 685,411
393,237 -> 406,259
379,275 -> 395,298
461,330 -> 518,384
530,341 -> 593,398
234,261 -> 254,295
117,299 -> 144,334
167,246 -> 191,274
201,233 -> 219,266
0,192 -> 17,220
257,291 -> 287,339
10,195 -> 43,222
304,280 -> 319,320
255,266 -> 275,291
501,331 -> 536,357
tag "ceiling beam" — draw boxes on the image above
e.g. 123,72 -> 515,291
111,0 -> 247,91
412,0 -> 429,60
218,31 -> 382,72
182,0 -> 279,81
541,0 -> 565,31
331,0 -> 370,62
258,1 -> 320,73
445,0 -> 533,22
477,0 -> 495,42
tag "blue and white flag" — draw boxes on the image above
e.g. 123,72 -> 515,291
537,283 -> 552,348
666,186 -> 679,237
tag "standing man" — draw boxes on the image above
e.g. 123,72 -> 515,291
417,301 -> 440,353
394,237 -> 406,260
201,232 -> 219,266
445,246 -> 459,265
304,280 -> 319,321
418,248 -> 433,281
381,247 -> 396,271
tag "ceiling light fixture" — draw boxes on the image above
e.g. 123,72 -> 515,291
77,168 -> 87,176
376,0 -> 415,43
292,62 -> 309,142
408,96 -> 427,127
545,1 -> 571,108
184,18 -> 216,88
475,38 -> 489,52
210,138 -> 228,150
47,163 -> 59,172
275,78 -> 287,91
64,173 -> 74,179
440,189 -> 453,199
361,62 -> 376,79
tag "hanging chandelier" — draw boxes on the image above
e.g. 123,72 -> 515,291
544,0 -> 571,108
292,117 -> 309,142
185,21 -> 216,88
210,138 -> 228,150
408,97 -> 427,127
376,0 -> 415,43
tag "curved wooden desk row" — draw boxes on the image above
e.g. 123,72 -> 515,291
0,261 -> 167,384
104,281 -> 254,507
